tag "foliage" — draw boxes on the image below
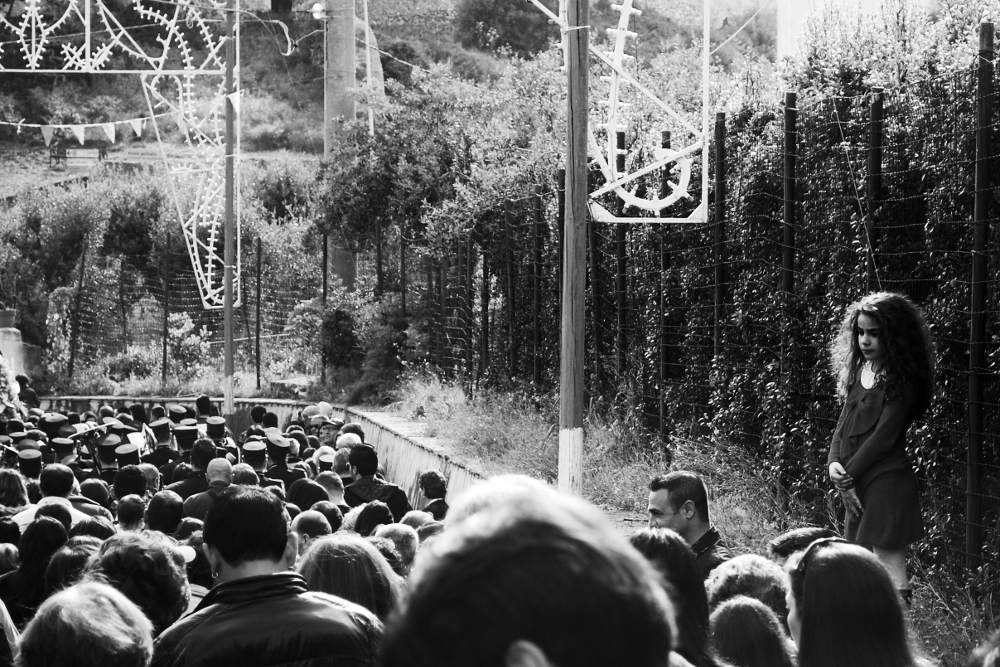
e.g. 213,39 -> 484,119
454,0 -> 558,57
166,312 -> 209,381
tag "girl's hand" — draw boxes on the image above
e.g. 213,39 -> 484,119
840,487 -> 864,516
828,462 -> 854,490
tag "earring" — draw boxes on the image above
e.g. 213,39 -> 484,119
211,571 -> 219,579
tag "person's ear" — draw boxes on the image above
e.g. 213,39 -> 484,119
505,641 -> 553,667
284,532 -> 299,569
681,500 -> 696,520
203,542 -> 223,576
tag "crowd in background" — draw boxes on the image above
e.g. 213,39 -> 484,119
0,387 -> 992,666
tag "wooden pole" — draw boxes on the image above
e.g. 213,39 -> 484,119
714,112 -> 726,357
559,0 -> 588,495
255,236 -> 262,390
659,130 -> 670,445
222,0 -> 235,417
321,233 -> 328,384
867,88 -> 883,292
479,249 -> 490,378
782,92 -> 797,298
533,185 -> 544,387
67,241 -> 88,381
968,22 -> 993,571
162,232 -> 170,388
504,200 -> 517,376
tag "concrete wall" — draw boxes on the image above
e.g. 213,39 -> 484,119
0,328 -> 26,378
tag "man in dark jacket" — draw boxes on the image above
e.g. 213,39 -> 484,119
152,486 -> 381,667
343,445 -> 411,522
162,439 -> 215,501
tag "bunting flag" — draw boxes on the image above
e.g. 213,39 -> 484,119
101,123 -> 115,143
129,119 -> 144,136
70,125 -> 86,145
40,126 -> 54,146
172,111 -> 186,132
228,92 -> 240,116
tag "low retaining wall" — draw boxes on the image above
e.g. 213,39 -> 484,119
40,396 -> 486,509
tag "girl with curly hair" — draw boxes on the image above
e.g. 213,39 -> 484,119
827,292 -> 935,604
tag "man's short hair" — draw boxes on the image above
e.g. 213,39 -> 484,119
116,495 -> 145,529
195,394 -> 212,416
17,582 -> 153,667
333,447 -> 351,474
137,464 -> 160,493
231,463 -> 259,486
113,465 -> 147,500
145,491 -> 184,534
315,471 -> 344,495
262,412 -> 279,429
704,554 -> 789,624
292,510 -> 332,540
69,516 -> 116,541
191,439 -> 217,471
36,503 -> 73,533
374,523 -> 419,568
339,423 -> 364,440
379,476 -> 675,667
767,526 -> 837,561
310,501 -> 344,533
418,470 -> 447,500
348,445 -> 378,477
203,486 -> 288,567
250,406 -> 267,423
39,464 -> 75,498
649,470 -> 709,522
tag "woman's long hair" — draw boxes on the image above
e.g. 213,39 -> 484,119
296,534 -> 401,621
710,595 -> 795,667
789,541 -> 930,667
829,292 -> 935,416
0,469 -> 28,510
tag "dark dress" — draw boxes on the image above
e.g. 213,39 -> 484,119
828,380 -> 923,548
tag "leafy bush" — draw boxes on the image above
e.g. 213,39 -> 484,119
106,346 -> 159,381
167,313 -> 210,380
241,93 -> 323,153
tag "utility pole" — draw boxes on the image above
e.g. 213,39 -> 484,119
559,0 -> 588,495
223,0 -> 236,417
324,0 -> 356,158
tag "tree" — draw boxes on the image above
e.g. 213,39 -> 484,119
455,0 -> 558,57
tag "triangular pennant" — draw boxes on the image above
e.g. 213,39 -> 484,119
228,92 -> 240,116
70,125 -> 86,145
101,123 -> 115,143
41,126 -> 54,146
172,111 -> 186,132
129,119 -> 144,136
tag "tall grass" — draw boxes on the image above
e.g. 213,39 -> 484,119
387,372 -> 990,666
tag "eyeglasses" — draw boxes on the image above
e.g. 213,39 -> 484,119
794,536 -> 849,581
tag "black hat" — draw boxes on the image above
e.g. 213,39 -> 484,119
167,404 -> 186,424
16,438 -> 39,452
115,444 -> 141,466
265,433 -> 290,460
97,433 -> 122,454
40,413 -> 67,439
173,425 -> 198,450
4,420 -> 24,436
25,429 -> 47,444
51,437 -> 76,456
38,444 -> 55,465
318,453 -> 335,472
150,418 -> 172,443
7,432 -> 26,446
17,448 -> 42,477
206,416 -> 227,441
57,424 -> 78,438
242,441 -> 266,463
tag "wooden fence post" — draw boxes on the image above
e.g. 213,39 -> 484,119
714,112 -> 727,357
533,185 -> 544,387
659,130 -> 670,445
783,92 -> 797,298
503,200 -> 517,376
867,88 -> 883,292
161,233 -> 170,388
255,236 -> 262,390
67,241 -> 87,382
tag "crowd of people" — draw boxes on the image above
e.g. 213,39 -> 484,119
0,396 -> 989,667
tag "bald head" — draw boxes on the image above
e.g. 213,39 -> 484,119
206,458 -> 233,484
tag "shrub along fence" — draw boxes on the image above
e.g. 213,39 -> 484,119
417,26 -> 1000,590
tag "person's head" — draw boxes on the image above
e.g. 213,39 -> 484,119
354,500 -> 393,537
17,582 -> 153,667
262,412 -> 279,429
296,533 -> 402,621
401,510 -> 435,530
36,502 -> 72,532
348,445 -> 378,478
0,468 -> 28,508
39,463 -> 75,498
250,405 -> 267,425
195,394 -> 212,416
309,500 -> 344,533
647,471 -> 710,543
710,595 -> 795,667
44,536 -> 102,597
191,439 -> 217,471
18,516 -> 69,587
705,554 -> 789,626
145,490 -> 184,535
786,539 -> 922,667
630,527 -> 711,667
206,458 -> 233,485
374,523 -> 419,575
333,447 -> 352,475
291,510 -> 333,555
113,465 -> 148,500
85,531 -> 189,636
315,471 -> 344,499
416,521 -> 444,544
288,479 -> 330,512
202,486 -> 296,583
174,517 -> 204,541
69,516 -> 117,541
137,464 -> 161,494
767,527 -> 838,566
831,291 -> 935,416
15,374 -> 30,387
317,422 -> 339,445
231,463 -> 259,486
0,519 -> 19,546
418,469 -> 447,500
367,535 -> 405,577
116,495 -> 145,531
0,542 -> 18,575
339,423 -> 364,440
380,476 -> 675,667
80,478 -> 112,509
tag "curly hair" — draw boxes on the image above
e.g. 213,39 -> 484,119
829,292 -> 935,416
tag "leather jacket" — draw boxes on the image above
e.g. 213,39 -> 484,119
152,572 -> 381,667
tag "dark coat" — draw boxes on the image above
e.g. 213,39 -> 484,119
163,470 -> 209,501
344,477 -> 412,522
151,572 -> 381,667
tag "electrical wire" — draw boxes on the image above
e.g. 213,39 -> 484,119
709,0 -> 774,56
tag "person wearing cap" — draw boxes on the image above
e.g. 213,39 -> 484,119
163,439 -> 216,501
94,434 -> 122,486
343,446 -> 411,522
316,418 -> 339,447
142,419 -> 180,469
182,458 -> 233,522
159,425 -> 198,484
12,464 -> 91,530
39,413 -> 67,442
265,434 -> 306,491
240,442 -> 283,491
17,449 -> 42,480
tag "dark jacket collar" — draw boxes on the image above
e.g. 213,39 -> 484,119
195,572 -> 306,614
690,525 -> 723,557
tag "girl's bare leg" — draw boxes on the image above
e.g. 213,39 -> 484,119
873,546 -> 908,589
